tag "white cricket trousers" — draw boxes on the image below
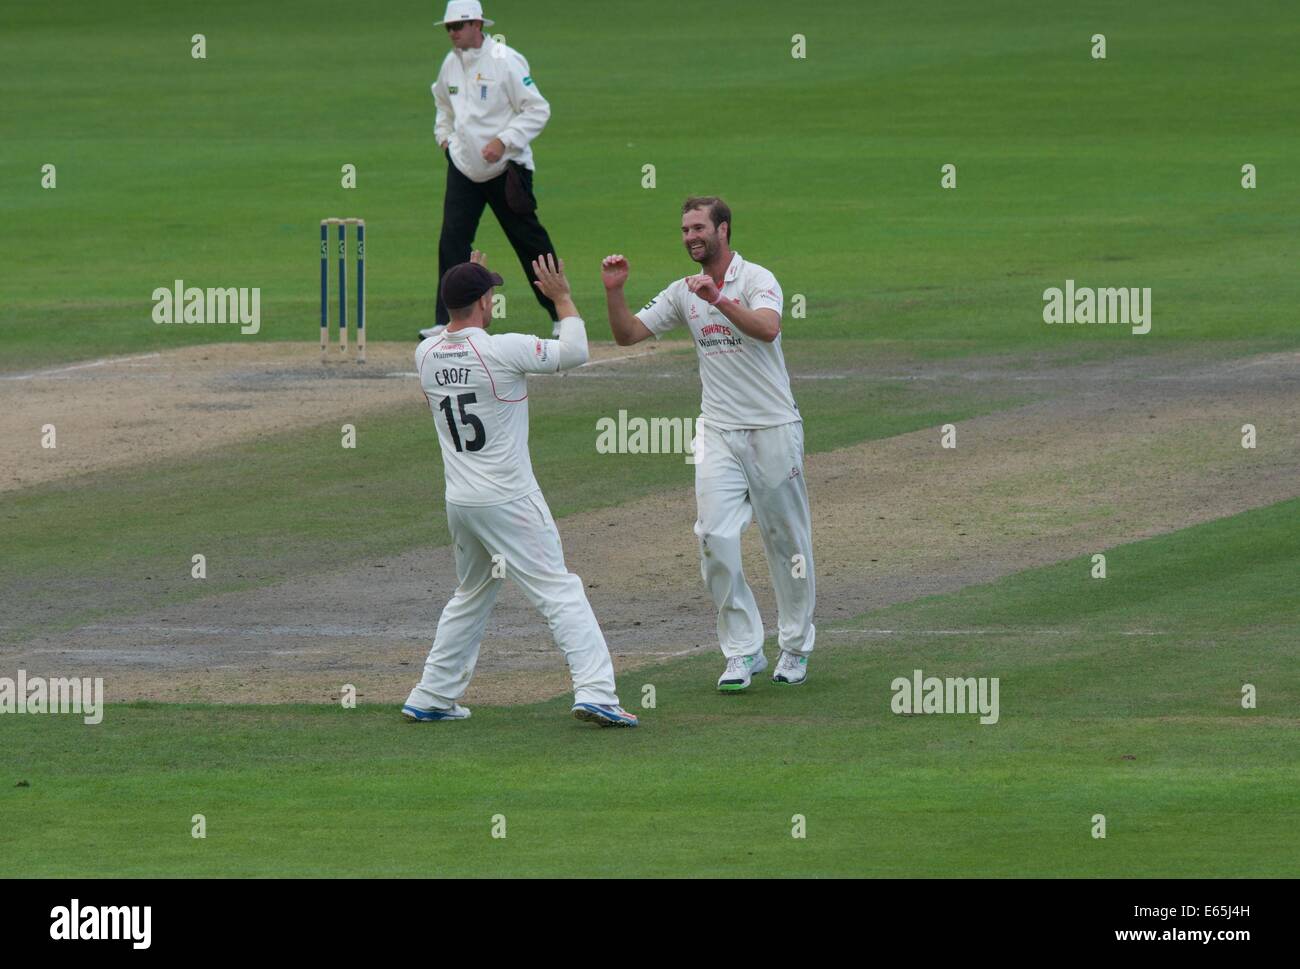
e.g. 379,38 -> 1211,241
405,490 -> 621,710
694,420 -> 816,659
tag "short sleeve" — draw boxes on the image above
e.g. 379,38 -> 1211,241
744,269 -> 783,317
637,284 -> 684,336
492,331 -> 562,374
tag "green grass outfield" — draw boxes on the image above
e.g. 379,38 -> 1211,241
3,0 -> 1297,878
3,498 -> 1295,877
3,0 -> 1298,367
4,0 -> 1296,638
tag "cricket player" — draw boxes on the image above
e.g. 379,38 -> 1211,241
421,1 -> 561,339
601,197 -> 815,692
402,252 -> 638,727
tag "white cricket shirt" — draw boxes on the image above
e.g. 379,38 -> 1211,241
636,252 -> 800,430
416,326 -> 565,506
432,36 -> 550,183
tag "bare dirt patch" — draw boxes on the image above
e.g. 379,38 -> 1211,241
6,346 -> 1296,706
0,340 -> 662,492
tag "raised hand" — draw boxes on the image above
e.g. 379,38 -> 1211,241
531,253 -> 571,301
601,254 -> 630,290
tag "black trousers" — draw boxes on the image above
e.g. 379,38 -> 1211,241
437,152 -> 558,326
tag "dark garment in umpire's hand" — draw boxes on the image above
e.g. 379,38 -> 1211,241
505,162 -> 537,215
436,155 -> 559,327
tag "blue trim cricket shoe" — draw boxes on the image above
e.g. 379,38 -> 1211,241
571,703 -> 639,727
401,703 -> 471,722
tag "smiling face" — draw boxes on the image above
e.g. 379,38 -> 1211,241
682,208 -> 728,264
445,19 -> 484,50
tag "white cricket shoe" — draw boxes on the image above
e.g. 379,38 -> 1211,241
418,324 -> 447,341
772,650 -> 809,685
717,651 -> 767,692
571,702 -> 639,727
401,702 -> 471,722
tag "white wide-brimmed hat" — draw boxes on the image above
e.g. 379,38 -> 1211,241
434,1 -> 494,27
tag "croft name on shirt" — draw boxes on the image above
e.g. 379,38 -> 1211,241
432,367 -> 472,386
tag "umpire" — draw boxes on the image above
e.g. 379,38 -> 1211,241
425,1 -> 561,337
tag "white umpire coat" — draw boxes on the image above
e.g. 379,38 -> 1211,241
432,35 -> 551,183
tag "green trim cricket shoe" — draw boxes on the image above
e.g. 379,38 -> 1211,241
772,649 -> 809,685
717,651 -> 768,692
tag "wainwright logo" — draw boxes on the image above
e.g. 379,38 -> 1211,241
697,321 -> 742,352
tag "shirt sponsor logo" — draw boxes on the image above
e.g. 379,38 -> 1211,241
523,75 -> 534,86
534,339 -> 549,362
697,321 -> 743,351
449,85 -> 459,94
